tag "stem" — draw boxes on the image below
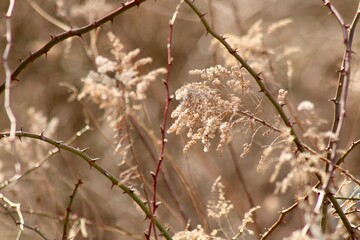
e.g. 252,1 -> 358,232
0,0 -> 148,94
147,3 -> 181,238
184,0 -> 304,153
0,131 -> 173,240
62,179 -> 83,240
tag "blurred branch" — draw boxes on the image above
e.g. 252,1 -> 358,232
337,139 -> 360,166
0,125 -> 90,190
0,0 -> 148,94
3,0 -> 16,140
260,201 -> 299,240
27,0 -> 71,31
183,0 -> 305,153
0,131 -> 172,240
0,193 -> 24,240
62,179 -> 83,240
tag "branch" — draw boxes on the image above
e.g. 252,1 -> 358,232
3,0 -> 17,140
0,131 -> 172,240
260,201 -> 299,240
183,0 -> 305,153
62,179 -> 83,240
337,139 -> 360,165
147,2 -> 182,239
0,0 -> 148,94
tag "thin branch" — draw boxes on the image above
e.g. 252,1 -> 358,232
0,193 -> 24,240
0,0 -> 148,94
183,0 -> 305,153
260,201 -> 299,240
228,143 -> 261,237
313,1 -> 360,237
3,0 -> 17,140
147,2 -> 182,239
0,125 -> 90,190
337,139 -> 360,166
62,179 -> 83,240
0,131 -> 172,240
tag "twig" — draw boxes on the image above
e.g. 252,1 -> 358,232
3,0 -> 17,140
0,193 -> 24,240
0,0 -> 148,94
62,179 -> 83,240
147,2 -> 182,239
228,143 -> 261,237
129,113 -> 209,231
260,201 -> 299,240
312,1 -> 360,237
0,125 -> 90,190
337,139 -> 360,166
0,131 -> 172,240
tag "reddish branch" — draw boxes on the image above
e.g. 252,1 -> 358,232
0,0 -> 148,94
146,10 -> 177,240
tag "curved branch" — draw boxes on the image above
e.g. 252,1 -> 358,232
183,0 -> 304,153
0,131 -> 172,240
0,0 -> 147,94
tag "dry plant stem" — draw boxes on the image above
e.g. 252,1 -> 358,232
228,143 -> 261,236
302,144 -> 360,187
0,131 -> 173,240
184,0 -> 304,153
0,204 -> 50,240
0,126 -> 90,190
337,139 -> 360,166
0,0 -> 148,94
129,114 -> 209,231
260,201 -> 298,240
185,0 -> 356,237
128,114 -> 188,227
314,1 -> 360,236
3,0 -> 16,140
147,4 -> 181,239
62,179 -> 83,240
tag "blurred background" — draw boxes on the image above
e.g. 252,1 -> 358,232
0,0 -> 360,239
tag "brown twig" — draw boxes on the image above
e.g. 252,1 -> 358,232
228,143 -> 261,237
62,179 -> 83,240
260,201 -> 299,240
0,0 -> 148,94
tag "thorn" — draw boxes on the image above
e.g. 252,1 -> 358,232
134,0 -> 141,7
199,12 -> 207,19
111,183 -> 115,189
121,2 -> 126,7
229,48 -> 238,55
40,130 -> 45,140
328,98 -> 336,103
93,21 -> 99,28
81,147 -> 89,152
150,171 -> 156,178
18,58 -> 22,62
110,18 -> 114,24
220,35 -> 228,41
